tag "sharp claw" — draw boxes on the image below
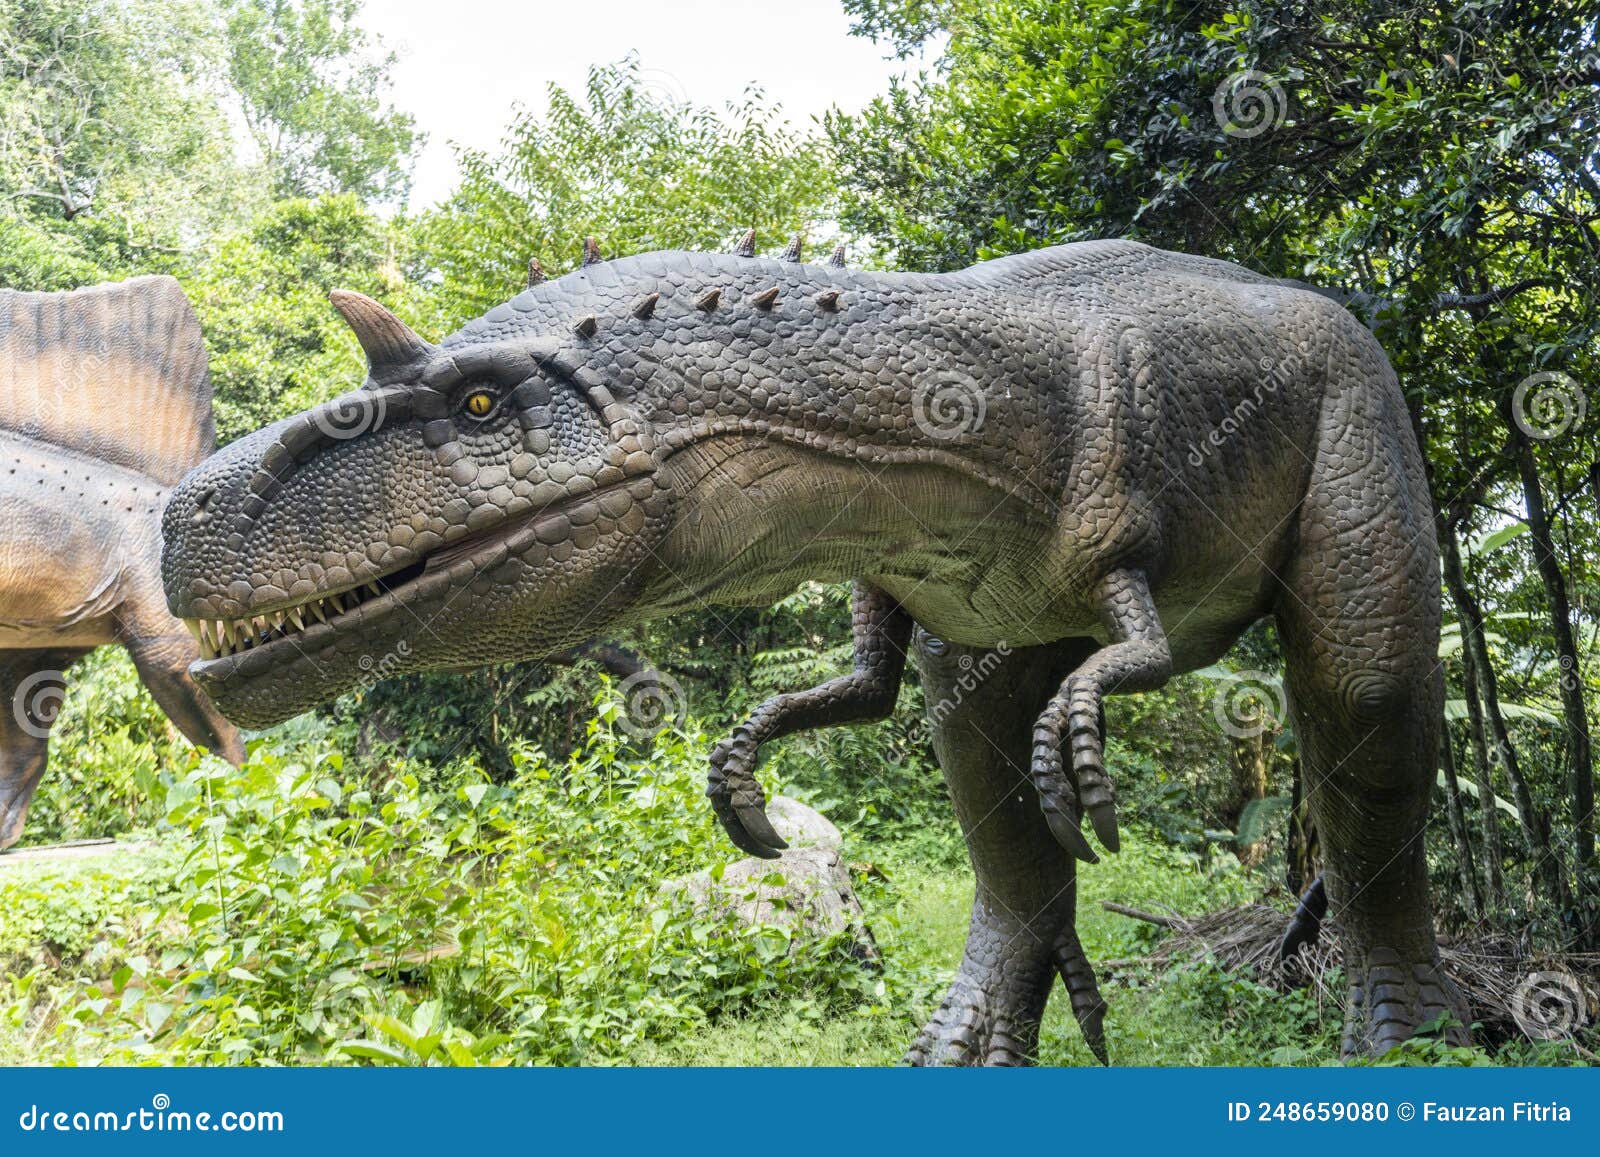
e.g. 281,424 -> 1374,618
1088,803 -> 1121,853
734,803 -> 787,854
1046,810 -> 1098,863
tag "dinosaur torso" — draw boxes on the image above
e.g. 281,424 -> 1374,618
453,240 -> 1339,659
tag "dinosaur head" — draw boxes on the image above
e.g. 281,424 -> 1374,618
161,281 -> 671,729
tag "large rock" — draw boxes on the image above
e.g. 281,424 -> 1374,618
665,797 -> 875,959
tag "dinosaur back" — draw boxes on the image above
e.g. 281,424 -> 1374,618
0,275 -> 217,486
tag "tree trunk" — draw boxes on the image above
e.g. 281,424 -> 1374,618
1440,525 -> 1565,903
1439,723 -> 1484,919
1510,432 -> 1595,902
1458,639 -> 1507,915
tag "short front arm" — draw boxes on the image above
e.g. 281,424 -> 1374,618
708,581 -> 913,857
1030,567 -> 1172,861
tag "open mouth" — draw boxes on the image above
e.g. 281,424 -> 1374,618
184,558 -> 428,660
177,477 -> 644,667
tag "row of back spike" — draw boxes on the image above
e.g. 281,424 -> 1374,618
525,230 -> 847,289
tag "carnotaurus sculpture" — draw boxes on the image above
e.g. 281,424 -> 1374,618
0,276 -> 244,848
161,235 -> 1465,1062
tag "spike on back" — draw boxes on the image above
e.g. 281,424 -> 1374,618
816,290 -> 840,312
573,314 -> 598,338
734,228 -> 757,258
632,292 -> 660,320
582,237 -> 603,266
526,257 -> 546,288
781,232 -> 805,262
751,286 -> 780,310
828,244 -> 847,268
695,288 -> 722,311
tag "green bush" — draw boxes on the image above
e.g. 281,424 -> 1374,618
10,693 -> 885,1065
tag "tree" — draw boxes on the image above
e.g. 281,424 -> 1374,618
832,0 -> 1600,940
220,0 -> 419,202
0,0 -> 247,280
414,57 -> 837,325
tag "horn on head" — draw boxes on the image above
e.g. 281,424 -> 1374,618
329,290 -> 434,381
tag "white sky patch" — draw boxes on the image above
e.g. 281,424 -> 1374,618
363,0 -> 933,208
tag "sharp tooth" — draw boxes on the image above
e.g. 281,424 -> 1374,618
290,607 -> 305,630
197,621 -> 212,654
368,582 -> 381,597
183,619 -> 201,643
311,601 -> 326,623
223,620 -> 239,651
273,610 -> 286,631
329,592 -> 344,613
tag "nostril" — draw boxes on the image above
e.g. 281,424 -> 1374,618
191,485 -> 217,525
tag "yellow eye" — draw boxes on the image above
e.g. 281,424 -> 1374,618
463,390 -> 495,417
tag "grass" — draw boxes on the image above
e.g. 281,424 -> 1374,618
627,833 -> 1342,1066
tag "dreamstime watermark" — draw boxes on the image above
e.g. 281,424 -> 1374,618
16,1093 -> 283,1134
615,670 -> 688,739
912,371 -> 988,440
1211,669 -> 1287,739
636,66 -> 691,109
1186,353 -> 1306,467
917,640 -> 1014,736
355,640 -> 412,692
311,388 -> 387,441
12,669 -> 68,740
1511,371 -> 1585,442
1510,968 -> 1590,1041
1212,69 -> 1289,138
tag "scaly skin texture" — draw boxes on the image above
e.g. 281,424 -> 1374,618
161,237 -> 1463,1060
0,278 -> 243,849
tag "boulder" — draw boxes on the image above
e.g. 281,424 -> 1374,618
665,797 -> 875,959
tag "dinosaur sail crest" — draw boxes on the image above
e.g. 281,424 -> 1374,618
0,275 -> 217,486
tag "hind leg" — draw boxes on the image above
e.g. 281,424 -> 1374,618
0,648 -> 90,849
906,631 -> 1107,1066
1276,364 -> 1466,1054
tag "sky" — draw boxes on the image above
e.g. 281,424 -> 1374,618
362,0 -> 931,208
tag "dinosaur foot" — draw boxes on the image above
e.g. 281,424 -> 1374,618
905,977 -> 1040,1066
0,772 -> 45,851
905,899 -> 1108,1066
706,733 -> 788,859
1031,681 -> 1120,862
1341,945 -> 1468,1057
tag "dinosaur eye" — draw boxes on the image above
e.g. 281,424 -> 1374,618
462,390 -> 495,417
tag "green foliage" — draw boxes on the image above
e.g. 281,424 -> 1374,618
415,57 -> 838,324
24,650 -> 194,843
181,193 -> 422,441
9,701 -> 885,1065
0,0 -> 250,280
221,0 -> 418,201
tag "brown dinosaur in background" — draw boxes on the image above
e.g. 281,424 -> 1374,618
0,275 -> 243,848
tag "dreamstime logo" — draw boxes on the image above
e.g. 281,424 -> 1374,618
919,641 -> 1013,734
12,669 -> 68,739
311,389 -> 387,441
1186,353 -> 1306,467
1212,70 -> 1289,138
1511,371 -> 1585,441
1211,670 -> 1287,739
1510,968 -> 1589,1041
355,640 -> 412,691
636,67 -> 691,109
616,671 -> 688,739
912,372 -> 987,441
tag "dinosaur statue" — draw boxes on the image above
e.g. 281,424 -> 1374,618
161,235 -> 1465,1062
0,276 -> 244,849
